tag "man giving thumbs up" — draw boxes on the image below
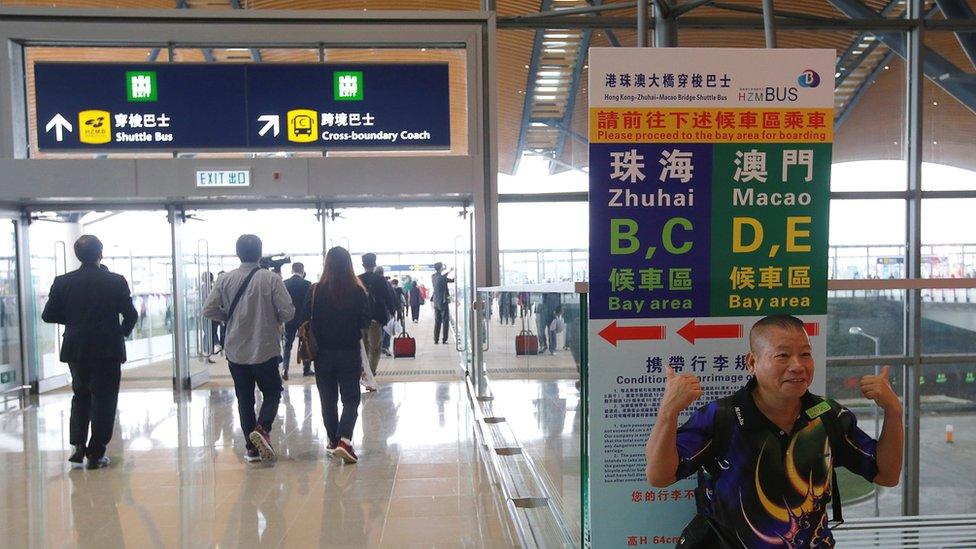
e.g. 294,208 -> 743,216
644,314 -> 904,548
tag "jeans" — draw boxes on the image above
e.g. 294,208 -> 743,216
281,328 -> 310,375
361,321 -> 383,375
433,305 -> 450,343
228,356 -> 283,450
68,360 -> 122,460
314,348 -> 362,444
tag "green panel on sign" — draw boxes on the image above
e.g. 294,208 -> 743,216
709,143 -> 830,316
333,71 -> 364,101
126,71 -> 157,102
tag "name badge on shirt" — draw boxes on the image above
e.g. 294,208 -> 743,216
805,400 -> 831,420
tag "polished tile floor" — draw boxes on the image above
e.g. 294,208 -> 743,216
0,381 -> 516,548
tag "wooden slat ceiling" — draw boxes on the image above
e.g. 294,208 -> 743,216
6,0 -> 976,173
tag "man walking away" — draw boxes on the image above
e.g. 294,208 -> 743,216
282,262 -> 312,380
42,235 -> 138,470
431,262 -> 454,344
358,253 -> 394,376
203,234 -> 294,463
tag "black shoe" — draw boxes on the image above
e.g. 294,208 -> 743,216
303,370 -> 313,377
87,456 -> 111,470
68,445 -> 86,464
442,340 -> 448,345
433,340 -> 439,344
282,372 -> 289,381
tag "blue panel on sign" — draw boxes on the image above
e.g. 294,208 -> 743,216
588,143 -> 713,320
33,62 -> 452,152
245,64 -> 451,149
35,63 -> 248,150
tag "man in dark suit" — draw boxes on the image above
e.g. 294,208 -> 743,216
41,235 -> 138,469
430,262 -> 454,345
282,262 -> 312,380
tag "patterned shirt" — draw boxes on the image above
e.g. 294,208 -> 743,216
675,378 -> 879,548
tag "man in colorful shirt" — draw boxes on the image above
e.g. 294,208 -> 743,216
644,314 -> 903,547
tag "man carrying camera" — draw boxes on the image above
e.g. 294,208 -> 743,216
203,234 -> 294,463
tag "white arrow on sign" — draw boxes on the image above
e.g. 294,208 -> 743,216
257,115 -> 280,137
45,114 -> 73,142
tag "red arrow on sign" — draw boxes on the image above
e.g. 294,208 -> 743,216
599,321 -> 666,347
677,319 -> 744,345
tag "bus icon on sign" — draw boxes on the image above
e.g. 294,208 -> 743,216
78,110 -> 111,144
287,109 -> 318,143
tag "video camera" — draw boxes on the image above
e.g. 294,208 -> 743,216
259,254 -> 291,272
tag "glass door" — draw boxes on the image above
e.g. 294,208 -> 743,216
177,207 -> 324,387
27,213 -> 75,392
0,215 -> 24,409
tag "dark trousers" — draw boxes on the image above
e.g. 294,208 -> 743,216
281,328 -> 310,375
313,349 -> 362,444
228,357 -> 282,450
68,360 -> 121,460
433,305 -> 450,343
410,303 -> 420,322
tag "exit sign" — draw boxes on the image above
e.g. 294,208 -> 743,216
196,169 -> 250,188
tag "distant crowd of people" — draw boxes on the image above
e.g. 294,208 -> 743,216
42,233 -> 458,468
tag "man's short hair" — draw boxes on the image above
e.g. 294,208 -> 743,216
749,314 -> 808,353
291,262 -> 305,274
73,235 -> 103,265
391,278 -> 399,286
236,234 -> 263,263
433,262 -> 444,272
362,253 -> 377,269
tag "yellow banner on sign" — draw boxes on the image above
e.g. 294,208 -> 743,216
588,108 -> 833,143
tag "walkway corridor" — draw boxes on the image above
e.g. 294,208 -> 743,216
0,381 -> 515,548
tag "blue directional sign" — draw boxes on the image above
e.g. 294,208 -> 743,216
33,62 -> 451,151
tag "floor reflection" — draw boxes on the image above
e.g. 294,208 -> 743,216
0,381 -> 515,548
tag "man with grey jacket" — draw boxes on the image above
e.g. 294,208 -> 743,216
203,234 -> 294,463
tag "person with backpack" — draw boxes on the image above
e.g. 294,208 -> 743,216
302,246 -> 371,464
644,314 -> 903,548
358,253 -> 394,377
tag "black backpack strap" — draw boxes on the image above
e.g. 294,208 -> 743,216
695,397 -> 733,513
222,267 -> 260,344
817,399 -> 846,526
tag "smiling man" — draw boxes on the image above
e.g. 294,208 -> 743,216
644,314 -> 904,548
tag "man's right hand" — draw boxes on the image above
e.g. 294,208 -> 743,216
659,366 -> 702,416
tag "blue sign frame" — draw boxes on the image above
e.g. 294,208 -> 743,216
34,62 -> 451,152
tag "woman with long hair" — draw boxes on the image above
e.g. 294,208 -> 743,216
302,246 -> 370,463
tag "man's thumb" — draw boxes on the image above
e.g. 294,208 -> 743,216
666,365 -> 675,379
880,365 -> 891,380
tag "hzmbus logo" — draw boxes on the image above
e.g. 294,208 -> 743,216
797,69 -> 821,88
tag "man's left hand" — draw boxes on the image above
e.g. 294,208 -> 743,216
859,365 -> 900,411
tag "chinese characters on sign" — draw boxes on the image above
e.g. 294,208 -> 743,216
586,48 -> 833,548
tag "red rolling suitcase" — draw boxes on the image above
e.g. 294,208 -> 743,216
516,330 -> 539,355
394,331 -> 416,358
515,316 -> 539,355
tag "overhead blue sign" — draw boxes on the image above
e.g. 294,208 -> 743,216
33,62 -> 451,151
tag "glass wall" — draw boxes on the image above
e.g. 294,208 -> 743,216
0,218 -> 22,406
494,12 -> 976,527
28,210 -> 173,388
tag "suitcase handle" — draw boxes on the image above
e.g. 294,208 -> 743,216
396,332 -> 412,339
519,329 -> 535,336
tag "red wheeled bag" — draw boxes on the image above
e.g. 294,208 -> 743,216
515,315 -> 538,355
394,331 -> 416,358
516,330 -> 539,355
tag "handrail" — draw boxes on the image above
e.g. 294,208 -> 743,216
478,282 -> 587,294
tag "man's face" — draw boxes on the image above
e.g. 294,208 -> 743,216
747,326 -> 815,400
